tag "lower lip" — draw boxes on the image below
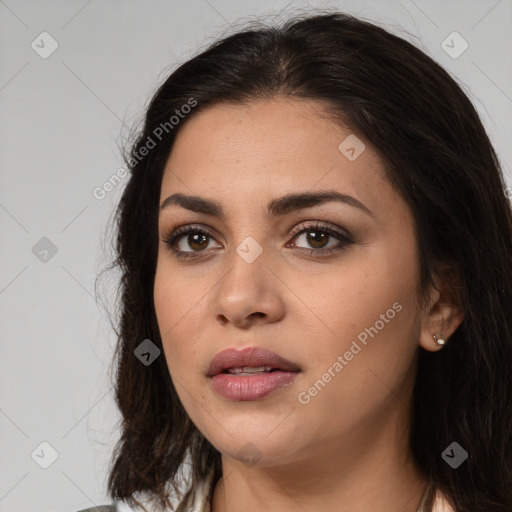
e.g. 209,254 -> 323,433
210,371 -> 300,401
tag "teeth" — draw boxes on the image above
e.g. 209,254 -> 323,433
227,365 -> 274,374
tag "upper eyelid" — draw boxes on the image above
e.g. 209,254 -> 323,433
164,221 -> 351,245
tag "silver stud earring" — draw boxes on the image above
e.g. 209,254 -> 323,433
433,334 -> 446,346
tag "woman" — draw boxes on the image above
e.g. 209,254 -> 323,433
86,10 -> 512,512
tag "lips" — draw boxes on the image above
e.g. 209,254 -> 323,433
207,346 -> 301,377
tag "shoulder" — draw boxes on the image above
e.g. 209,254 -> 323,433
74,506 -> 116,512
74,469 -> 216,512
176,468 -> 216,512
432,490 -> 456,512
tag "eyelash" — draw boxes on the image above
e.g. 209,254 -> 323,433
160,221 -> 354,260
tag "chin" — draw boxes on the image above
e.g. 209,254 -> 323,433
206,427 -> 304,468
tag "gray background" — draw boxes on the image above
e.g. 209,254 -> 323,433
1,1 -> 511,511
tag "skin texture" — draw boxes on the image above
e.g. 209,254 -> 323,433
153,97 -> 464,512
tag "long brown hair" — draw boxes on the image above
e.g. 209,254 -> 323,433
99,10 -> 512,511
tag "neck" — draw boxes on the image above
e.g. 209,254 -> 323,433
212,459 -> 427,512
211,409 -> 428,512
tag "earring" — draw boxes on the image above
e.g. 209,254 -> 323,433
433,334 -> 446,346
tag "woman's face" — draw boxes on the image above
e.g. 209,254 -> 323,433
154,97 -> 434,468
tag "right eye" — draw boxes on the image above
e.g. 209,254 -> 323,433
161,224 -> 221,259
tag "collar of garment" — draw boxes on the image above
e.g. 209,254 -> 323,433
116,469 -> 454,512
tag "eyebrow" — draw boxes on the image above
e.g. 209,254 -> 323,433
159,190 -> 374,219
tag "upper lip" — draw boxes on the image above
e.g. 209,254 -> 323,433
207,346 -> 301,377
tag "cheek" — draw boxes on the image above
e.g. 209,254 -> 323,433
153,261 -> 212,385
296,244 -> 421,416
293,295 -> 419,443
153,258 -> 203,337
153,270 -> 207,422
300,280 -> 412,381
153,264 -> 192,372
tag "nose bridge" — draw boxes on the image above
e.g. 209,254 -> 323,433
222,205 -> 271,267
211,232 -> 284,327
221,233 -> 268,298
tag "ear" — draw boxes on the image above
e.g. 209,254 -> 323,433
419,272 -> 464,352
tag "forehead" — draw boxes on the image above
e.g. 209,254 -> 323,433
160,97 -> 403,222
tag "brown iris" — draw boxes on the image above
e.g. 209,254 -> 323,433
187,233 -> 209,251
304,230 -> 329,249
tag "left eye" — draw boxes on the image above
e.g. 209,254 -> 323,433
290,227 -> 343,250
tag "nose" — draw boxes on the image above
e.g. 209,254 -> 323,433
210,244 -> 286,329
